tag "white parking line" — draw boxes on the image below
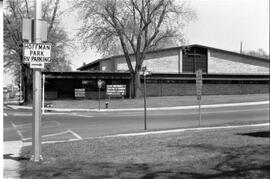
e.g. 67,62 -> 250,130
10,121 -> 27,141
44,112 -> 93,118
14,123 -> 32,128
43,119 -> 83,140
23,130 -> 71,141
13,113 -> 32,116
43,112 -> 77,116
67,129 -> 83,140
71,113 -> 94,118
42,130 -> 70,138
50,120 -> 62,126
12,120 -> 61,129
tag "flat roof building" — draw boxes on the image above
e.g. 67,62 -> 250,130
44,44 -> 269,99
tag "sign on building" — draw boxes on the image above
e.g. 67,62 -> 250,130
23,43 -> 52,64
74,88 -> 85,98
106,85 -> 126,96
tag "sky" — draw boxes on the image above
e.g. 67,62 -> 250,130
3,0 -> 269,85
58,0 -> 269,70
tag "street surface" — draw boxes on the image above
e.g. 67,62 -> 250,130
4,103 -> 269,143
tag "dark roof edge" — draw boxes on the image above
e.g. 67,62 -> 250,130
77,44 -> 269,70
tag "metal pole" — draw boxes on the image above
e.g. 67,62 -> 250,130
42,74 -> 45,114
198,97 -> 201,126
32,0 -> 42,162
19,65 -> 22,103
144,74 -> 147,130
98,87 -> 100,111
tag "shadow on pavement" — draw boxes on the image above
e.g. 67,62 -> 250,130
4,154 -> 30,161
238,131 -> 270,138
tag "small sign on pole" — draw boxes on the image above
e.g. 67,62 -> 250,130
97,79 -> 103,89
97,79 -> 103,111
196,69 -> 203,126
23,18 -> 48,42
30,62 -> 44,69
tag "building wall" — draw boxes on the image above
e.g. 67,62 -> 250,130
208,49 -> 269,74
100,60 -> 115,72
101,48 -> 180,73
99,47 -> 269,74
141,82 -> 269,97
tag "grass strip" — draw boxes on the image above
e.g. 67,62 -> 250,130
20,126 -> 270,178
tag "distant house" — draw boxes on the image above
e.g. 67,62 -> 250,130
44,44 -> 269,99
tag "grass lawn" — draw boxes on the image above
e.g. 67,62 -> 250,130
47,93 -> 269,109
20,126 -> 270,178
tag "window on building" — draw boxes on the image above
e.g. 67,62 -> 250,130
183,47 -> 207,73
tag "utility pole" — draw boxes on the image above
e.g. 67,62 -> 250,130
32,0 -> 42,162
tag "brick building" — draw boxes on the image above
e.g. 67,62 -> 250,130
44,44 -> 269,99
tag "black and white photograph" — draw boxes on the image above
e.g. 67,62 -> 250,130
1,0 -> 269,178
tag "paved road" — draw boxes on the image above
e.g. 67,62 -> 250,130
3,104 -> 269,142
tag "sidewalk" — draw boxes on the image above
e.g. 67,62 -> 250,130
3,141 -> 23,179
7,100 -> 270,112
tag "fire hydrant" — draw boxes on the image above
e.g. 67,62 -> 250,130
105,102 -> 109,109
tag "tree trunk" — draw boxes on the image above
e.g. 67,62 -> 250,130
135,71 -> 142,97
130,73 -> 135,98
130,71 -> 142,98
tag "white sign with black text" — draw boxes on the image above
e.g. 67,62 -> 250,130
23,43 -> 51,64
30,62 -> 45,69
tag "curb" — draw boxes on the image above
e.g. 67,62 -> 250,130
99,123 -> 270,138
7,101 -> 269,112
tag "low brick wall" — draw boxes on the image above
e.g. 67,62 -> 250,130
45,91 -> 58,100
85,91 -> 107,99
142,83 -> 269,96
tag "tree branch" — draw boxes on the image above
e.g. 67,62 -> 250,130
24,0 -> 30,18
48,0 -> 59,34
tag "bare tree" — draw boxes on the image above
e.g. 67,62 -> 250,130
4,0 -> 72,103
244,48 -> 269,59
76,0 -> 196,97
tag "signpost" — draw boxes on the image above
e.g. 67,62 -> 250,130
196,69 -> 203,126
22,0 -> 49,162
142,67 -> 151,130
97,79 -> 103,111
